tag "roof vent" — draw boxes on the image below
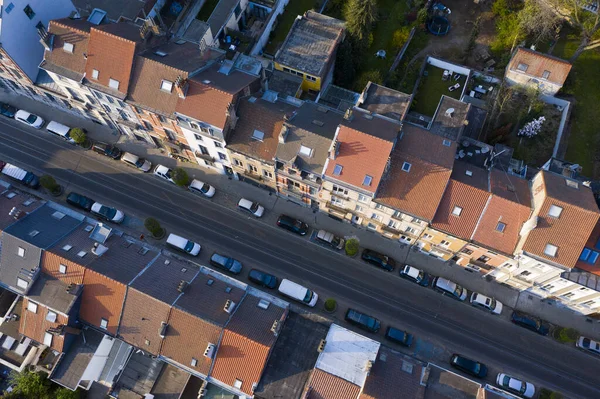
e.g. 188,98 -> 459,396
122,240 -> 133,248
5,192 -> 17,199
181,267 -> 187,273
52,211 -> 66,220
206,279 -> 214,286
22,198 -> 34,206
465,170 -> 473,176
257,299 -> 270,309
84,225 -> 94,232
507,185 -> 515,192
445,108 -> 455,117
164,259 -> 171,265
363,113 -> 374,120
159,322 -> 168,338
62,244 -> 73,251
223,299 -> 236,313
9,207 -> 24,220
177,280 -> 188,293
248,96 -> 257,103
202,80 -> 211,85
271,320 -> 280,335
175,39 -> 186,45
312,120 -> 324,127
204,343 -> 216,358
317,339 -> 326,352
344,109 -> 353,121
154,51 -> 167,57
92,243 -> 109,256
138,247 -> 149,255
29,230 -> 40,237
225,286 -> 232,293
77,251 -> 87,258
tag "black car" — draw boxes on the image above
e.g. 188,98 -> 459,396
248,269 -> 279,289
361,249 -> 395,271
450,354 -> 488,378
0,102 -> 17,118
92,142 -> 122,160
66,192 -> 95,211
511,312 -> 550,336
209,253 -> 243,275
399,265 -> 430,286
385,326 -> 413,347
344,308 -> 380,333
276,214 -> 309,236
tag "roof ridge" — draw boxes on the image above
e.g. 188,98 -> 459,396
51,20 -> 91,35
140,55 -> 188,76
91,26 -> 139,44
517,47 -> 571,65
340,124 -> 394,144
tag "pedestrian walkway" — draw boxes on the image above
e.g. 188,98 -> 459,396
3,89 -> 600,340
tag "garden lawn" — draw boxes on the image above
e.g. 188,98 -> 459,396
196,0 -> 220,22
263,0 -> 316,56
410,65 -> 465,116
552,30 -> 600,177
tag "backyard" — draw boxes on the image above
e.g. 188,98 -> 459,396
196,0 -> 220,22
263,0 -> 317,56
410,65 -> 466,116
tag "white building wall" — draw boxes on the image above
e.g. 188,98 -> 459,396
180,123 -> 231,174
505,70 -> 562,96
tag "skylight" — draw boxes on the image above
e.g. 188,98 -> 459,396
333,164 -> 343,176
363,175 -> 373,186
252,129 -> 264,141
402,162 -> 411,172
299,145 -> 313,157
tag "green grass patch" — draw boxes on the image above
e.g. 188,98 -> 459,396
410,65 -> 465,116
196,0 -> 220,21
263,0 -> 316,56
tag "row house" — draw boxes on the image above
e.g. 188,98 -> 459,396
505,47 -> 572,96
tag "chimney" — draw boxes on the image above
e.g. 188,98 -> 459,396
175,76 -> 189,99
284,111 -> 297,122
92,243 -> 109,256
344,109 -> 353,121
177,280 -> 188,293
278,126 -> 288,143
270,320 -> 280,336
223,299 -> 236,313
9,207 -> 25,220
328,140 -> 340,160
159,322 -> 168,338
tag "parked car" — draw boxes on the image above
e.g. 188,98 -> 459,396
385,326 -> 413,347
153,165 -> 175,184
121,152 -> 152,172
210,253 -> 242,274
15,110 -> 44,128
450,354 -> 488,378
166,233 -> 201,256
470,292 -> 503,315
92,141 -> 122,160
432,277 -> 467,301
46,121 -> 76,144
510,312 -> 549,336
278,279 -> 318,307
0,102 -> 17,118
189,179 -> 215,198
315,230 -> 345,249
66,192 -> 95,211
496,373 -> 535,398
276,214 -> 309,236
238,198 -> 264,217
576,336 -> 600,356
361,249 -> 395,271
0,162 -> 40,189
90,202 -> 125,224
399,265 -> 430,286
344,308 -> 380,333
248,269 -> 279,289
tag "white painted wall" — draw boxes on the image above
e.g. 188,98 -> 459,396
505,70 -> 562,95
180,123 -> 231,173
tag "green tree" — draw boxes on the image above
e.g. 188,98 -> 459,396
8,370 -> 52,399
344,0 -> 377,42
68,128 -> 87,145
392,27 -> 411,49
324,298 -> 337,312
345,237 -> 360,256
39,175 -> 61,194
144,217 -> 163,236
55,388 -> 81,399
172,167 -> 190,187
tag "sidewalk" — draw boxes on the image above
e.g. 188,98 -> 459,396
4,89 -> 600,340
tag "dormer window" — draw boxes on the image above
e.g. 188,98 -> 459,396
542,70 -> 550,79
517,63 -> 528,72
63,42 -> 74,53
109,78 -> 119,90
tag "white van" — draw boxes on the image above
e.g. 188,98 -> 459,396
46,121 -> 75,143
278,279 -> 318,307
121,152 -> 152,172
166,233 -> 201,256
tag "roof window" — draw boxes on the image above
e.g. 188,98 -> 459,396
496,222 -> 506,233
443,139 -> 452,147
92,69 -> 99,79
154,51 -> 167,57
517,63 -> 528,72
565,179 -> 579,189
160,80 -> 173,92
548,205 -> 562,218
63,42 -> 74,53
109,78 -> 119,90
363,175 -> 373,186
299,145 -> 313,157
77,251 -> 87,258
333,164 -> 343,176
542,70 -> 550,79
402,162 -> 411,172
252,130 -> 264,141
452,206 -> 463,216
52,211 -> 65,220
62,245 -> 73,251
465,170 -> 473,176
544,243 -> 558,257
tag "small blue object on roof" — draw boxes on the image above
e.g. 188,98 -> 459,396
170,2 -> 183,16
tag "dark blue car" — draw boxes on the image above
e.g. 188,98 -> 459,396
511,312 -> 550,336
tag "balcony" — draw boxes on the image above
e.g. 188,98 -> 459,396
326,201 -> 350,215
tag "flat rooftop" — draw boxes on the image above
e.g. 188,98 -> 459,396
315,323 -> 380,388
72,0 -> 156,22
51,328 -> 104,390
424,364 -> 482,399
358,82 -> 411,121
26,274 -> 79,314
429,96 -> 470,141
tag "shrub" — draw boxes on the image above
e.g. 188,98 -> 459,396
416,8 -> 428,25
172,167 -> 190,187
392,27 -> 411,49
555,327 -> 578,343
40,175 -> 60,193
345,237 -> 359,256
324,298 -> 337,312
539,388 -> 563,399
144,217 -> 163,237
69,128 -> 87,145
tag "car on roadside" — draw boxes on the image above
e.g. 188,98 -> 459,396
496,373 -> 535,398
238,198 -> 264,217
385,326 -> 413,347
153,165 -> 175,184
344,308 -> 380,333
432,277 -> 467,301
315,230 -> 345,249
361,249 -> 395,271
210,253 -> 242,275
90,202 -> 125,224
576,336 -> 600,356
92,141 -> 122,160
166,233 -> 201,256
15,110 -> 44,128
189,179 -> 215,198
470,292 -> 503,315
276,214 -> 309,236
248,269 -> 279,289
510,312 -> 549,336
66,192 -> 95,211
121,152 -> 152,172
450,354 -> 487,378
399,265 -> 430,287
0,102 -> 17,118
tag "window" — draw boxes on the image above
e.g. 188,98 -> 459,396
544,243 -> 558,257
371,213 -> 382,221
193,134 -> 203,142
496,222 -> 506,232
331,196 -> 344,207
333,164 -> 343,176
108,78 -> 119,90
27,301 -> 38,313
100,318 -> 108,329
440,240 -> 450,247
46,310 -> 57,323
461,248 -> 474,255
248,164 -> 258,173
263,170 -> 273,179
367,223 -> 377,231
589,251 -> 600,264
17,247 -> 25,257
214,141 -> 223,148
44,332 -> 53,346
234,379 -> 243,389
17,278 -> 28,289
191,358 -> 198,367
198,145 -> 209,155
388,220 -> 400,229
218,152 -> 227,161
355,205 -> 364,212
143,121 -> 153,131
393,210 -> 402,219
299,145 -> 313,157
401,162 -> 411,172
117,100 -> 126,108
542,70 -> 551,79
158,114 -> 166,123
234,159 -> 243,167
452,206 -> 462,216
542,283 -> 555,291
519,270 -> 532,277
422,233 -> 433,240
204,160 -> 214,167
332,185 -> 348,195
562,292 -> 575,299
306,75 -> 317,82
201,126 -> 214,135
5,3 -> 14,14
375,203 -> 384,210
548,205 -> 562,218
405,226 -> 417,234
517,63 -> 528,72
160,80 -> 173,92
23,4 -> 35,19
63,42 -> 74,53
477,255 -> 491,263
59,264 -> 67,274
363,175 -> 373,186
358,194 -> 369,203
565,179 -> 579,189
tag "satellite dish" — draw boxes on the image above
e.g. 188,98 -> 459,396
445,108 -> 455,116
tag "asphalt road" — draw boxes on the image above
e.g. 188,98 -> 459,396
1,119 -> 599,398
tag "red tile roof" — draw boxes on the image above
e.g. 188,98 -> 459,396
305,368 -> 361,399
19,298 -> 67,352
175,79 -> 234,130
127,56 -> 183,115
79,269 -> 126,335
508,48 -> 572,86
324,125 -> 395,193
41,252 -> 85,286
44,19 -> 92,80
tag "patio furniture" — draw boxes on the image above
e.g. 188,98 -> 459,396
453,73 -> 460,81
2,336 -> 16,350
442,70 -> 451,81
448,83 -> 460,92
474,86 -> 487,94
375,50 -> 386,59
469,90 -> 476,97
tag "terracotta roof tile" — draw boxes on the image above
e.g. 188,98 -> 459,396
19,298 -> 67,352
175,79 -> 234,130
160,308 -> 222,376
41,252 -> 86,286
542,170 -> 599,211
575,221 -> 600,275
128,56 -> 183,115
508,48 -> 572,86
305,368 -> 361,399
43,19 -> 92,81
79,269 -> 127,335
324,125 -> 395,193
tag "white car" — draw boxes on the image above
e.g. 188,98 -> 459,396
189,179 -> 215,198
91,202 -> 125,224
576,336 -> 600,355
470,292 -> 503,315
153,165 -> 175,184
238,198 -> 264,217
496,373 -> 535,398
15,110 -> 44,129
